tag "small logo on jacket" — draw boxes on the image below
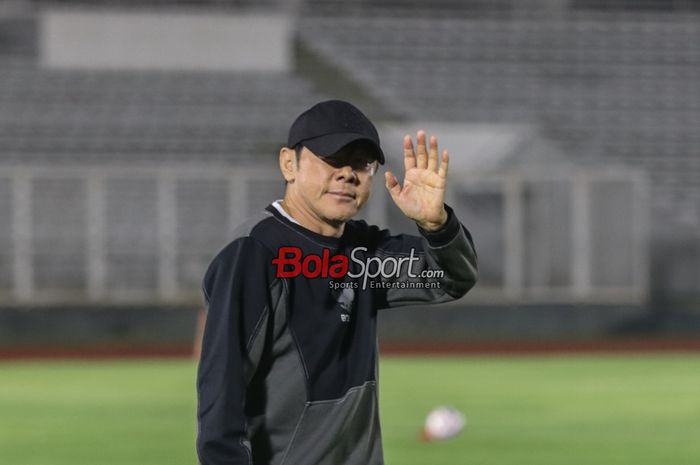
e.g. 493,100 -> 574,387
337,287 -> 354,322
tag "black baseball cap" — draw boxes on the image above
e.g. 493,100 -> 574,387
287,100 -> 385,164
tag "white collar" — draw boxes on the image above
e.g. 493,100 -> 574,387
272,199 -> 301,225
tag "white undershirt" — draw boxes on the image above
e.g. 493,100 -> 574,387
272,199 -> 301,225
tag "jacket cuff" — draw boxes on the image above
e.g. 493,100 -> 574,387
417,204 -> 461,248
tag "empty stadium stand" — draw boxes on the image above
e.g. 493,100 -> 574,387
1,1 -> 699,300
297,9 -> 700,237
0,57 -> 325,162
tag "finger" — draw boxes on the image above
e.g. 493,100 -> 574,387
427,134 -> 439,172
403,134 -> 416,171
416,130 -> 428,169
438,150 -> 449,179
384,171 -> 401,198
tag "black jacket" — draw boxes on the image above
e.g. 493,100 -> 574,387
197,203 -> 478,465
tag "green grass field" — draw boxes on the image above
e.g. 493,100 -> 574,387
1,355 -> 699,465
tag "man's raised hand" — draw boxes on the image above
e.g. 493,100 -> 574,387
384,130 -> 449,232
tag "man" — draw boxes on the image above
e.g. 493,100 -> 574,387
196,100 -> 478,465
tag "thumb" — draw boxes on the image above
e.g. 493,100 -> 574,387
385,171 -> 401,198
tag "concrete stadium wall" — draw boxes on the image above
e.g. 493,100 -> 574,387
39,9 -> 292,71
0,305 -> 199,349
2,303 -> 699,358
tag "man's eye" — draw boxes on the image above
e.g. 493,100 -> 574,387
322,156 -> 376,174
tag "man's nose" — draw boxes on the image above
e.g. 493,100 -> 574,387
336,164 -> 358,182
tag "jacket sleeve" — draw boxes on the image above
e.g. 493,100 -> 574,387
196,237 -> 275,465
374,204 -> 478,309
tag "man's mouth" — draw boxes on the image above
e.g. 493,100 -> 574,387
327,191 -> 356,199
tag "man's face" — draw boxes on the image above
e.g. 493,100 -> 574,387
290,141 -> 378,225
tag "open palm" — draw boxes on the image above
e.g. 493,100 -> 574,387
385,130 -> 449,231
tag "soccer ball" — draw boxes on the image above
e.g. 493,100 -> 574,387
420,406 -> 466,442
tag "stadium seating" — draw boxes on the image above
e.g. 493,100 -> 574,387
297,12 -> 700,234
0,3 -> 698,302
0,13 -> 324,300
0,56 -> 323,163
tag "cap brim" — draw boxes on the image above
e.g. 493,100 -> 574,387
302,133 -> 385,165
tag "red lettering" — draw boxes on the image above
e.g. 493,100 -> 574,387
272,247 -> 349,279
329,255 -> 349,278
321,249 -> 330,278
303,254 -> 322,278
272,247 -> 302,278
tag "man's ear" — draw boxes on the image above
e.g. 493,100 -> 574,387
279,147 -> 297,183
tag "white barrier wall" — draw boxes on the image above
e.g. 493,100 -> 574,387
0,159 -> 648,305
39,9 -> 293,71
379,124 -> 650,304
